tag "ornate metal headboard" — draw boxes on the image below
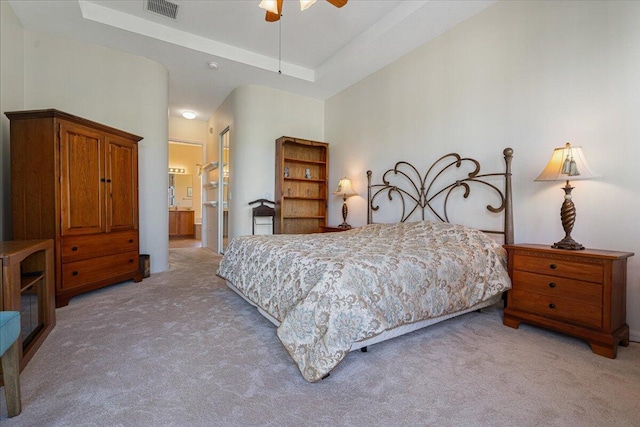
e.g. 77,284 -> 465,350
367,148 -> 514,244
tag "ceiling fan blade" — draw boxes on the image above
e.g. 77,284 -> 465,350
265,0 -> 283,21
326,0 -> 347,8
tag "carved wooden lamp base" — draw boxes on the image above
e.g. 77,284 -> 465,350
553,182 -> 584,250
552,236 -> 584,250
338,197 -> 352,229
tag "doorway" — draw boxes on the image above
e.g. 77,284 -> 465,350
219,128 -> 230,253
168,141 -> 204,249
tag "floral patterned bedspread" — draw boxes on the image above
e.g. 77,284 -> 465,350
216,221 -> 511,382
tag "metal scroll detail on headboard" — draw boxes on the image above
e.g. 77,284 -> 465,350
367,148 -> 514,244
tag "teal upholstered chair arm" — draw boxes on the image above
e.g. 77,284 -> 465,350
0,311 -> 20,356
1,311 -> 22,417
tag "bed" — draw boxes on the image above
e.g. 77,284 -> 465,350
217,148 -> 514,382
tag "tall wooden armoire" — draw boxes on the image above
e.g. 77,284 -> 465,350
6,109 -> 143,307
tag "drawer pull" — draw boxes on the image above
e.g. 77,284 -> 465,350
549,282 -> 556,288
549,264 -> 557,269
72,271 -> 79,276
129,239 -> 134,243
129,259 -> 134,263
549,303 -> 556,309
72,246 -> 78,251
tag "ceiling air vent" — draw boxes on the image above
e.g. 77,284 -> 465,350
146,0 -> 179,20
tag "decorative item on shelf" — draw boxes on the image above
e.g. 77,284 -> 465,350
196,164 -> 203,176
332,177 -> 358,229
284,167 -> 289,178
204,181 -> 218,189
305,168 -> 312,179
535,142 -> 600,250
168,167 -> 186,174
204,201 -> 218,208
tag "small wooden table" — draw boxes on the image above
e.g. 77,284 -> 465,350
503,243 -> 633,358
319,226 -> 352,233
0,240 -> 56,384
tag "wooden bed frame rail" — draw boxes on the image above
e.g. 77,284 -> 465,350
367,147 -> 514,244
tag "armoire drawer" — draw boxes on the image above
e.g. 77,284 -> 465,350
61,251 -> 139,290
61,231 -> 138,262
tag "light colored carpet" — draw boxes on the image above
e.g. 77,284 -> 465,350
1,247 -> 639,426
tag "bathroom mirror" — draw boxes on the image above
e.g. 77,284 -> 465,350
169,174 -> 193,208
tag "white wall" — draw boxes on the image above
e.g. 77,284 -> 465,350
169,116 -> 208,144
0,1 -> 25,240
206,85 -> 324,250
326,0 -> 640,338
15,30 -> 170,273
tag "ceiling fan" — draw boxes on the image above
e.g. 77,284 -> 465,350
259,0 -> 348,22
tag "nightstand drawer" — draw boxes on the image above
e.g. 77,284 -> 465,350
513,254 -> 603,283
511,289 -> 602,329
512,270 -> 602,306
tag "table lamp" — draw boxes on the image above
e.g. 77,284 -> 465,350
332,177 -> 357,229
535,142 -> 600,250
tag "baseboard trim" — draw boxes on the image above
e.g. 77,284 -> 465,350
630,328 -> 640,343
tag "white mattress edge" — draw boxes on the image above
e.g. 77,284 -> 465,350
226,280 -> 502,352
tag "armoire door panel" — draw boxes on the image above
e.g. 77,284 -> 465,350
106,136 -> 138,231
59,122 -> 105,235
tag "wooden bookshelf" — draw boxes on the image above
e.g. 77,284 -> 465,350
275,137 -> 329,234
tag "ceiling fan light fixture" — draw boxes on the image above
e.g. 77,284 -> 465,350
258,0 -> 279,15
300,0 -> 317,11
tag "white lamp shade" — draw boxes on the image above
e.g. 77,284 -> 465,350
258,0 -> 279,14
300,0 -> 317,11
333,177 -> 357,197
535,142 -> 601,182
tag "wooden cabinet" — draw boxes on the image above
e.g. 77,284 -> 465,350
275,137 -> 329,234
6,109 -> 143,307
503,244 -> 634,358
0,240 -> 55,385
169,210 -> 195,237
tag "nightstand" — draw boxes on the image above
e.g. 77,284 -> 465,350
503,244 -> 634,358
319,226 -> 352,233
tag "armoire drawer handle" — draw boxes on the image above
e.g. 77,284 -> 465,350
72,246 -> 78,251
549,264 -> 557,269
129,239 -> 134,243
549,303 -> 556,309
549,282 -> 556,288
129,259 -> 134,263
72,271 -> 78,276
